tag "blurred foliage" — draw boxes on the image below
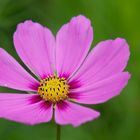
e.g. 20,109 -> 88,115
0,0 -> 140,140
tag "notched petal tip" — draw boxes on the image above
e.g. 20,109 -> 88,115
114,37 -> 130,52
71,14 -> 91,24
123,71 -> 131,85
14,20 -> 34,32
111,37 -> 130,59
14,20 -> 41,35
16,20 -> 35,27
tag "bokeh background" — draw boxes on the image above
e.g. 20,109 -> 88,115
0,0 -> 140,140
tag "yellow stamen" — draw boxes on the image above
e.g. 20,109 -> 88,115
38,75 -> 69,103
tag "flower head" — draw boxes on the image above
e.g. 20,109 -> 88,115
0,15 -> 130,127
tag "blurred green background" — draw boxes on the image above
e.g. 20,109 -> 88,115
0,0 -> 140,140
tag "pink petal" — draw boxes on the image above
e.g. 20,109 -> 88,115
14,20 -> 55,79
55,101 -> 100,127
0,93 -> 53,125
69,72 -> 130,104
0,48 -> 39,91
69,38 -> 130,86
56,15 -> 93,78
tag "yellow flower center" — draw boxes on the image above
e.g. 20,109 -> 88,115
38,76 -> 69,103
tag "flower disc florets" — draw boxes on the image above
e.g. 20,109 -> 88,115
38,75 -> 69,103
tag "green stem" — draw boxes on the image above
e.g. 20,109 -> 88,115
56,124 -> 61,140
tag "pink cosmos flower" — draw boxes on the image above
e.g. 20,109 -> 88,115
0,15 -> 130,127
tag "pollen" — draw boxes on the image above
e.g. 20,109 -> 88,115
38,75 -> 69,103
